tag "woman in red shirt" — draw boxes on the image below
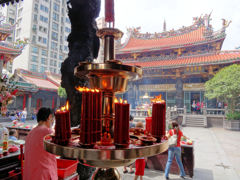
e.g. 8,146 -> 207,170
165,121 -> 188,179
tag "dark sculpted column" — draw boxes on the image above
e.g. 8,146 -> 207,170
61,0 -> 100,179
61,0 -> 100,126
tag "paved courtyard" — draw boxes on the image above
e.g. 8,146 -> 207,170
2,121 -> 240,180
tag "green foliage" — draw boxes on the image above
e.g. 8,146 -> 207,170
58,87 -> 67,98
226,111 -> 240,120
205,64 -> 240,113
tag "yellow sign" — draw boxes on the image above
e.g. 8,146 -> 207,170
139,84 -> 176,92
183,83 -> 205,91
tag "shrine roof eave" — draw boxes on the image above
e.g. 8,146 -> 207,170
0,45 -> 23,54
16,87 -> 38,93
141,58 -> 240,70
13,81 -> 38,93
117,36 -> 225,54
0,30 -> 12,35
15,85 -> 57,93
0,51 -> 21,56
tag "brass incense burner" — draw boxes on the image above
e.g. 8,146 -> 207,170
74,28 -> 142,139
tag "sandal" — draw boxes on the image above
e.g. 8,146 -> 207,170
123,170 -> 128,174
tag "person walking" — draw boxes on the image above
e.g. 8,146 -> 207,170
23,107 -> 57,180
191,100 -> 196,114
165,121 -> 188,179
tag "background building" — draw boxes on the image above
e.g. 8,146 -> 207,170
116,14 -> 240,112
3,0 -> 71,74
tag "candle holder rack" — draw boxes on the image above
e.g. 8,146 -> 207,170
44,135 -> 168,179
44,2 -> 168,179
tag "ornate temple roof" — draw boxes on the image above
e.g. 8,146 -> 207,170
124,51 -> 240,69
118,14 -> 230,54
16,69 -> 61,92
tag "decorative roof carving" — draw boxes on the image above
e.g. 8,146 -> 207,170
126,13 -> 216,40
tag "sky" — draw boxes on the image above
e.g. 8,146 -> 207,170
99,0 -> 240,50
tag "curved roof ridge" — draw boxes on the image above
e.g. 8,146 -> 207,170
127,24 -> 206,41
119,27 -> 206,52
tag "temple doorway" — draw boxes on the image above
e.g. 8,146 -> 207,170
184,91 -> 204,113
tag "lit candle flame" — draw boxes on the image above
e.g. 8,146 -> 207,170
75,86 -> 100,92
119,98 -> 123,104
114,97 -> 118,103
66,101 -> 69,111
124,100 -> 128,104
151,94 -> 165,103
57,101 -> 70,112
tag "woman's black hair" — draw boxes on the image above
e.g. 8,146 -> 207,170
9,129 -> 17,136
37,107 -> 52,123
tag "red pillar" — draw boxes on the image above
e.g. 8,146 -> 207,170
23,94 -> 26,110
52,96 -> 55,110
36,99 -> 42,110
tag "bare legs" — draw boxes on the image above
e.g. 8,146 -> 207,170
134,175 -> 143,180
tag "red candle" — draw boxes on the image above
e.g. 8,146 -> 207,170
93,90 -> 102,142
145,117 -> 152,134
152,101 -> 166,142
53,102 -> 71,145
77,87 -> 102,147
105,0 -> 114,23
114,99 -> 130,148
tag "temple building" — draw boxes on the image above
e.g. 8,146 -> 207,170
8,69 -> 61,112
116,14 -> 240,112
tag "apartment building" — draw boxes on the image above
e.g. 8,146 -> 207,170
4,0 -> 71,74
